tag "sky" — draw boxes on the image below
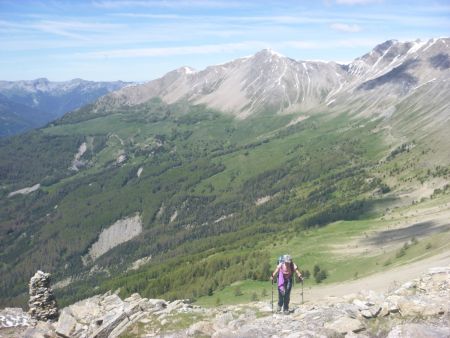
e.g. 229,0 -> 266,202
0,0 -> 449,82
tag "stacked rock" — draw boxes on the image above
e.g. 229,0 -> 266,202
28,270 -> 59,321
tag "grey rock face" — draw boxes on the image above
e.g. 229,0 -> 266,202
28,271 -> 59,322
54,291 -> 176,338
0,307 -> 32,328
429,53 -> 450,70
3,265 -> 449,337
23,321 -> 58,338
93,38 -> 450,124
387,323 -> 450,338
357,59 -> 419,94
97,49 -> 345,119
324,316 -> 365,334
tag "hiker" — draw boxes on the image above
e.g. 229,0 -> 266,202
271,254 -> 303,313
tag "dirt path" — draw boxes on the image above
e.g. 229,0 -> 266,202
291,250 -> 450,304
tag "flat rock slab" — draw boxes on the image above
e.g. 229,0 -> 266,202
324,316 -> 365,334
0,308 -> 31,328
387,323 -> 450,338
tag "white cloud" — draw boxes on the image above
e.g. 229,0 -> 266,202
33,20 -> 125,40
93,0 -> 249,9
330,23 -> 361,32
283,41 -> 320,49
335,0 -> 381,4
75,41 -> 264,59
283,38 -> 378,50
332,38 -> 379,47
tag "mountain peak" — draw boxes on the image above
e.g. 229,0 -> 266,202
70,78 -> 87,84
373,39 -> 399,54
176,66 -> 196,75
33,78 -> 49,84
254,48 -> 285,59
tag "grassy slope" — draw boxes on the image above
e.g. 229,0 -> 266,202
197,193 -> 450,307
0,99 -> 449,308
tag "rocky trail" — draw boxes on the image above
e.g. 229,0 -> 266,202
1,260 -> 449,338
292,249 -> 450,305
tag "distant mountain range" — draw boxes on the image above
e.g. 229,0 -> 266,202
97,38 -> 449,123
0,78 -> 130,137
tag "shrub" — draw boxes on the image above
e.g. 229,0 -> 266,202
313,265 -> 320,277
301,269 -> 311,279
251,292 -> 259,301
313,265 -> 328,283
315,270 -> 328,283
396,248 -> 406,258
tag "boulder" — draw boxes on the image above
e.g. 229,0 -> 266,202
91,311 -> 127,338
394,281 -> 417,296
55,308 -> 77,338
378,302 -> 391,317
385,295 -> 401,313
211,328 -> 237,338
69,295 -> 103,321
213,311 -> 234,330
23,321 -> 57,338
360,306 -> 381,319
0,307 -> 31,328
397,296 -> 445,317
345,333 -> 370,338
324,317 -> 365,334
186,320 -> 215,336
387,323 -> 450,338
352,299 -> 369,311
145,299 -> 167,312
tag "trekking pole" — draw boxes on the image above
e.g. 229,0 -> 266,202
301,278 -> 304,304
271,278 -> 274,314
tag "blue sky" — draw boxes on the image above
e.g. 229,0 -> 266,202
1,0 -> 449,81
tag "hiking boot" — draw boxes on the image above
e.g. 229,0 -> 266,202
277,306 -> 282,312
283,308 -> 289,314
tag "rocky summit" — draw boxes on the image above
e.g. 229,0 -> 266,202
1,266 -> 448,337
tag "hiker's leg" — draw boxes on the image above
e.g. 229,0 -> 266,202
284,278 -> 293,311
277,288 -> 283,311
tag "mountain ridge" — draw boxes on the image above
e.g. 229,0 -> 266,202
0,79 -> 131,137
94,38 -> 449,120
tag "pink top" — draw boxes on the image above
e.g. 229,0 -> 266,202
277,262 -> 298,279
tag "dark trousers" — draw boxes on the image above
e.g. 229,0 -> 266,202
278,277 -> 292,311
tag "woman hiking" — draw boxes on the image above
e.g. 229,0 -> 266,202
271,254 -> 303,314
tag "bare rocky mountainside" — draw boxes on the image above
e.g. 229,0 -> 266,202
96,38 -> 449,121
0,78 -> 130,137
1,37 -> 450,338
1,266 -> 448,337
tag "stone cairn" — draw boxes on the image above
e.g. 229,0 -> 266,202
28,270 -> 59,321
